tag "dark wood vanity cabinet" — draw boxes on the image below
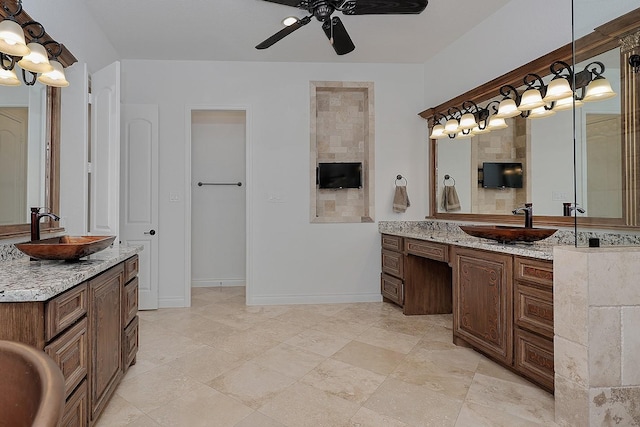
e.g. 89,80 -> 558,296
452,247 -> 514,365
381,234 -> 405,306
0,254 -> 139,426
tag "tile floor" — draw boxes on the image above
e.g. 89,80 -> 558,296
96,287 -> 557,427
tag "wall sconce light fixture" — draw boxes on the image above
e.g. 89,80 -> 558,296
630,54 -> 640,73
0,0 -> 69,87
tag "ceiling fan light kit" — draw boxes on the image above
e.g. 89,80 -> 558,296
256,0 -> 429,55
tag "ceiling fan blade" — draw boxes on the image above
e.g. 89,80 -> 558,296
260,0 -> 304,7
322,17 -> 355,55
256,16 -> 312,50
343,0 -> 428,15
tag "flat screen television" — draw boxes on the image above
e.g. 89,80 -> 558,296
317,162 -> 363,189
482,162 -> 523,188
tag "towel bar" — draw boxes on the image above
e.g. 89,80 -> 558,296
197,182 -> 243,187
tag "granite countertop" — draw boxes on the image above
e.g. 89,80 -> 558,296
382,229 -> 555,260
0,244 -> 143,303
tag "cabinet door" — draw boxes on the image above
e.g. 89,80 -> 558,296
452,247 -> 513,365
89,264 -> 124,422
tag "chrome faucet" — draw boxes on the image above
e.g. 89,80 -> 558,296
512,202 -> 533,228
30,207 -> 60,241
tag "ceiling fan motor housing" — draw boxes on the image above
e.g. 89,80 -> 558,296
312,1 -> 335,21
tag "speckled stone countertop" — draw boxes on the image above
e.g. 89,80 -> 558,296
0,244 -> 142,303
379,220 -> 640,261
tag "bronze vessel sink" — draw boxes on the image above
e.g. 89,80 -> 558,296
459,225 -> 557,244
15,235 -> 116,261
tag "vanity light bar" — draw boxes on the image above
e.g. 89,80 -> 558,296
429,60 -> 616,140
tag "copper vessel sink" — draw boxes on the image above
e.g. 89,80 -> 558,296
15,235 -> 116,261
459,225 -> 557,244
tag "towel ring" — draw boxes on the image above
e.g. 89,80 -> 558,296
443,174 -> 456,186
395,174 -> 407,186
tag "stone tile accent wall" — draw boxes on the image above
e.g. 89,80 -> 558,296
554,246 -> 640,426
310,81 -> 374,223
470,117 -> 527,213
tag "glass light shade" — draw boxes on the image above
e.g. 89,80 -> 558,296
429,124 -> 446,139
553,95 -> 583,111
458,113 -> 478,130
18,42 -> 53,73
495,98 -> 520,118
37,60 -> 69,87
472,124 -> 491,135
527,106 -> 556,119
455,130 -> 473,140
0,19 -> 30,56
518,88 -> 545,111
582,77 -> 616,102
444,118 -> 459,134
0,65 -> 21,86
487,116 -> 508,130
543,78 -> 573,102
282,16 -> 299,26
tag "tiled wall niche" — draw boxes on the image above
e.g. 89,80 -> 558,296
310,81 -> 375,223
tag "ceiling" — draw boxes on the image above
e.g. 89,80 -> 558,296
83,0 -> 512,64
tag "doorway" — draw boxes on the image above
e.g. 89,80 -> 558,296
189,110 -> 247,294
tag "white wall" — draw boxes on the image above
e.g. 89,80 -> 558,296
121,60 -> 426,306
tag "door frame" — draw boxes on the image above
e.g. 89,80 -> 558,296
184,105 -> 252,307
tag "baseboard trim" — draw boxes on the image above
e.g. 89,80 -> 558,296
191,279 -> 246,288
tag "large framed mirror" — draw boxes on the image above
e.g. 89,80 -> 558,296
0,1 -> 76,239
421,7 -> 640,229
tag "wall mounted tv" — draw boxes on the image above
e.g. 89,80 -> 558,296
482,162 -> 523,188
317,162 -> 363,189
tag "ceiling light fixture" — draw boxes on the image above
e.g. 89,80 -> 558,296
0,0 -> 69,87
282,16 -> 299,26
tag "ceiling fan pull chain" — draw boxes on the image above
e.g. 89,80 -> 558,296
330,17 -> 334,44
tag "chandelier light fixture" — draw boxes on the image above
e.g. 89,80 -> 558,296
0,0 -> 69,87
429,59 -> 616,140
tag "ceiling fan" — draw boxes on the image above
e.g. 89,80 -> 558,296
256,0 -> 429,55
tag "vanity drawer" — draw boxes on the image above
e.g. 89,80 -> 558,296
514,257 -> 553,289
123,277 -> 139,327
45,317 -> 88,399
382,249 -> 404,278
45,283 -> 88,342
381,273 -> 403,306
515,283 -> 554,339
381,234 -> 403,252
123,315 -> 139,372
514,327 -> 554,392
61,379 -> 88,427
124,255 -> 139,284
405,238 -> 448,262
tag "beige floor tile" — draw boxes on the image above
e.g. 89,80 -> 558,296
122,415 -> 162,427
167,345 -> 243,384
121,357 -> 160,382
465,373 -> 556,425
136,328 -> 206,365
300,358 -> 386,404
332,341 -> 406,375
355,326 -> 421,354
474,357 -> 538,386
94,394 -> 145,426
310,316 -> 373,340
116,364 -> 203,413
258,382 -> 361,427
178,319 -> 243,346
252,343 -> 326,379
208,361 -> 296,409
245,318 -> 308,342
363,378 -> 463,426
209,328 -> 281,360
146,383 -> 253,427
274,308 -> 332,328
455,402 -> 556,427
346,407 -> 409,427
299,303 -> 350,316
285,328 -> 351,357
234,411 -> 287,427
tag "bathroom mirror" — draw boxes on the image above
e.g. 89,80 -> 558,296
0,86 -> 60,238
423,7 -> 640,229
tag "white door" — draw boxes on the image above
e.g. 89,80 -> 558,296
191,110 -> 246,288
0,108 -> 28,225
121,104 -> 159,310
90,61 -> 120,237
